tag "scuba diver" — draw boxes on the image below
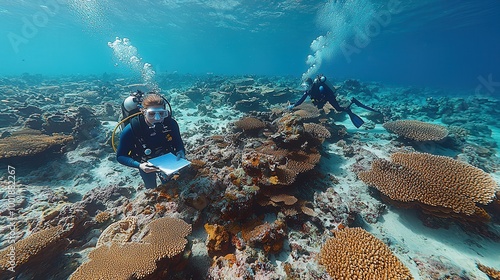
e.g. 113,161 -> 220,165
115,91 -> 185,189
288,74 -> 380,128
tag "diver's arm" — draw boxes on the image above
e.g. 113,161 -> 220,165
291,91 -> 309,108
116,124 -> 141,168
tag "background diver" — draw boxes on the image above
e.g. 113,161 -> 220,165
116,92 -> 186,189
288,74 -> 380,128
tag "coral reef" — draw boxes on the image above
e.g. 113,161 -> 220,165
359,152 -> 498,219
70,217 -> 192,280
0,225 -> 67,276
0,132 -> 73,159
234,117 -> 266,132
383,120 -> 449,141
319,227 -> 413,279
2,74 -> 500,279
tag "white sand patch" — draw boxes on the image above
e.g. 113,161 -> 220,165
368,208 -> 499,280
321,129 -> 500,279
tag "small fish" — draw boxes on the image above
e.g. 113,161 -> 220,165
1,100 -> 9,103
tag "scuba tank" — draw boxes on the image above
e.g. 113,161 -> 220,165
121,90 -> 145,128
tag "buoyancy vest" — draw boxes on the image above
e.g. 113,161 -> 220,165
128,115 -> 177,162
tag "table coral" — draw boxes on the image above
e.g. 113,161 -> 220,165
0,133 -> 73,159
70,217 -> 191,280
359,152 -> 498,218
383,120 -> 448,141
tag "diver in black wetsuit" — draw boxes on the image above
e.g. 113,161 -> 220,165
288,74 -> 380,128
116,93 -> 185,189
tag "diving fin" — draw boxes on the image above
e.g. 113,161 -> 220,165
346,109 -> 365,128
351,98 -> 380,113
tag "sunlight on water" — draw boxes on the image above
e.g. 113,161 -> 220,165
67,0 -> 110,33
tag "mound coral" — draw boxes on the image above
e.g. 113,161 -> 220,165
70,217 -> 191,280
234,117 -> 266,132
0,133 -> 73,159
319,227 -> 413,279
383,120 -> 448,141
358,152 -> 497,217
303,122 -> 331,140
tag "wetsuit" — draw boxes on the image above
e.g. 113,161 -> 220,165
116,115 -> 184,188
292,81 -> 344,111
290,79 -> 379,128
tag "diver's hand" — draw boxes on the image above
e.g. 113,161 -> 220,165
139,162 -> 159,173
176,150 -> 186,160
287,105 -> 294,111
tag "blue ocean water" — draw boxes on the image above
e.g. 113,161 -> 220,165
1,0 -> 499,90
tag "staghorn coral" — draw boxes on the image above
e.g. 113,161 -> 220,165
0,225 -> 65,272
383,120 -> 448,141
71,217 -> 191,280
234,117 -> 266,132
0,133 -> 73,159
359,152 -> 498,217
319,227 -> 413,280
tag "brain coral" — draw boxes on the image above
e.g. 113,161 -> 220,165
358,152 -> 498,216
383,120 -> 448,141
319,227 -> 413,279
70,217 -> 191,280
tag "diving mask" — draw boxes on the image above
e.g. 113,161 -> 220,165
144,108 -> 169,122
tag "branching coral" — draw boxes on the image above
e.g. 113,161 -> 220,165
383,120 -> 448,141
319,227 -> 413,279
359,152 -> 497,217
